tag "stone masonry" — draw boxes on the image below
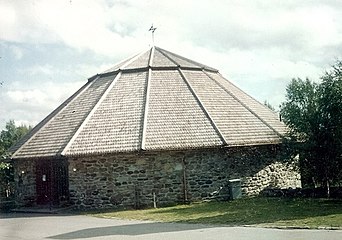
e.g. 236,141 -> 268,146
13,159 -> 36,206
67,145 -> 301,209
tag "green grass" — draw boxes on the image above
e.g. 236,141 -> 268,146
90,197 -> 342,229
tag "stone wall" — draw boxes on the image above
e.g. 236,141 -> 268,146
184,146 -> 301,199
68,145 -> 301,209
13,159 -> 36,207
68,151 -> 185,209
243,162 -> 301,196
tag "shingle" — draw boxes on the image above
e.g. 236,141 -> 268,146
11,46 -> 285,159
158,47 -> 218,72
123,50 -> 151,69
152,48 -> 178,67
206,72 -> 286,135
182,70 -> 281,146
102,52 -> 141,74
144,70 -> 223,150
66,72 -> 147,155
12,75 -> 116,158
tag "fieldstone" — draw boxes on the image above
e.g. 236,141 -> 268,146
13,146 -> 301,209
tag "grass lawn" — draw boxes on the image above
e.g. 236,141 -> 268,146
90,197 -> 342,229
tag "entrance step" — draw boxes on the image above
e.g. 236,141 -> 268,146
11,205 -> 74,214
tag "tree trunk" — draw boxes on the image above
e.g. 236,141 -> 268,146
326,178 -> 330,198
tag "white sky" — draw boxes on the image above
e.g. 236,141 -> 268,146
1,0 -> 342,130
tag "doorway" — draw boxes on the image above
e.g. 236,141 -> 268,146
36,159 -> 69,205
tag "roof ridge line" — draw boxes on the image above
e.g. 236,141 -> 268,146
178,68 -> 228,146
140,46 -> 155,150
11,80 -> 92,159
101,53 -> 139,75
120,47 -> 152,70
158,47 -> 218,72
61,73 -> 122,156
156,47 -> 180,66
101,47 -> 152,75
148,46 -> 155,67
203,70 -> 283,138
140,67 -> 153,150
216,72 -> 279,115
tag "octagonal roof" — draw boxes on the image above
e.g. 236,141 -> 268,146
11,46 -> 285,159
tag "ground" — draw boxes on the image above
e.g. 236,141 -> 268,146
0,213 -> 341,240
90,197 -> 342,229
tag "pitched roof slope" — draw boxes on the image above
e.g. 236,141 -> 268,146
11,46 -> 285,159
12,75 -> 116,158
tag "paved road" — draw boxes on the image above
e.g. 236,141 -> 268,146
0,213 -> 341,240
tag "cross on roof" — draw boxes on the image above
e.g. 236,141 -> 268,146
149,24 -> 157,46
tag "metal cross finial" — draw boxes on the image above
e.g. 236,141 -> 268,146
149,24 -> 157,46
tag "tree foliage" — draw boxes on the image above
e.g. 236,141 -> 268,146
0,120 -> 31,159
0,120 -> 31,194
280,61 -> 342,194
263,100 -> 275,111
317,61 -> 342,188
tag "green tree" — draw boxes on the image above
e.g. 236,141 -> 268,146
263,100 -> 275,111
0,120 -> 31,158
280,61 -> 342,196
0,162 -> 12,193
316,61 -> 342,192
280,78 -> 320,187
0,120 -> 31,198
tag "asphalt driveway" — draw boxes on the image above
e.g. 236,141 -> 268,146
1,213 -> 341,240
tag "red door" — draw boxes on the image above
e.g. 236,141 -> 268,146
36,159 -> 69,205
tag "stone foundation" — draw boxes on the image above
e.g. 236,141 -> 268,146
67,145 -> 301,209
13,159 -> 36,207
12,145 -> 301,209
68,151 -> 185,209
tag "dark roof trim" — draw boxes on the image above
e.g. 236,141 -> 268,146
10,80 -> 93,158
91,66 -> 218,80
88,74 -> 100,82
64,141 -> 281,158
202,70 -> 283,138
156,47 -> 219,72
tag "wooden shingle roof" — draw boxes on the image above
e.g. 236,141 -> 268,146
11,46 -> 285,159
